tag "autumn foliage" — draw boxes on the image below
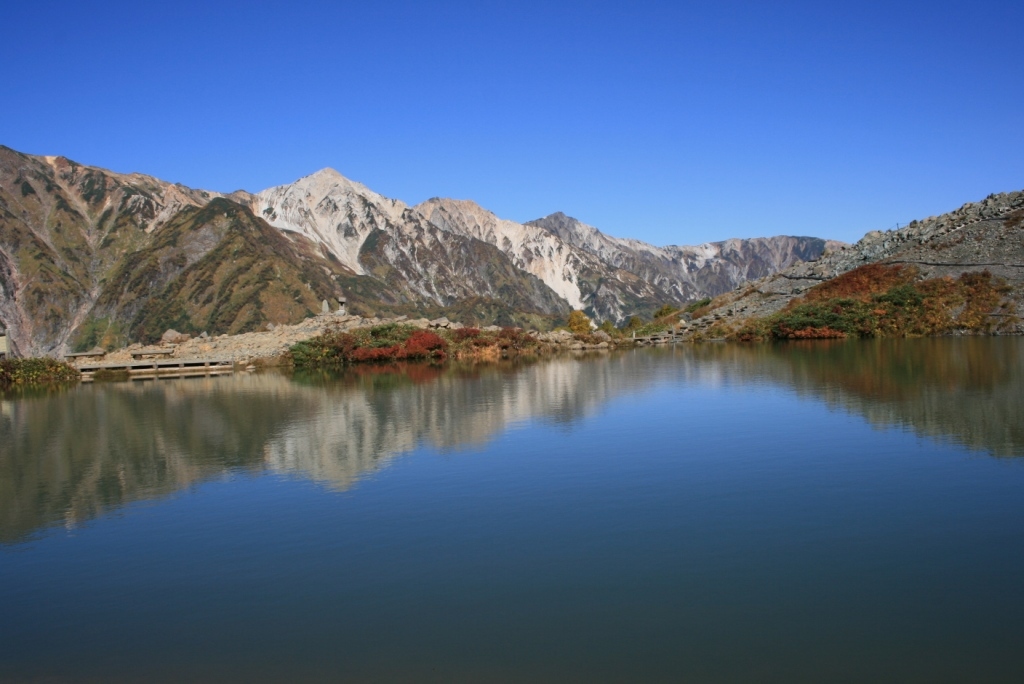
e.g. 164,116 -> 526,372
290,322 -> 547,369
734,264 -> 1016,342
291,324 -> 447,367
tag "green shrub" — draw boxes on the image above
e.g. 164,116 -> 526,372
685,298 -> 712,313
621,316 -> 644,332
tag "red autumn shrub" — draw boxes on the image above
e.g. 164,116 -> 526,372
403,330 -> 446,359
351,345 -> 402,362
406,330 -> 445,350
801,264 -> 916,303
451,328 -> 481,342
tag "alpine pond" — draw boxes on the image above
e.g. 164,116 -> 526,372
2,339 -> 1024,683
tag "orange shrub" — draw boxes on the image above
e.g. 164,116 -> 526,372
801,264 -> 917,303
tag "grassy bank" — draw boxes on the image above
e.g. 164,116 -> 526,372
0,358 -> 80,391
730,264 -> 1018,341
289,323 -> 544,369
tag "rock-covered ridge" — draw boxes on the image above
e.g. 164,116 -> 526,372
679,189 -> 1024,337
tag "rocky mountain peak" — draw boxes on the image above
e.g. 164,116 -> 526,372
415,197 -> 511,236
250,169 -> 408,275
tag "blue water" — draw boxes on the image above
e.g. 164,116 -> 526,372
2,339 -> 1024,682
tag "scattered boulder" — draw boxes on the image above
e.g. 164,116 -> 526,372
161,329 -> 191,344
429,317 -> 452,329
593,330 -> 611,342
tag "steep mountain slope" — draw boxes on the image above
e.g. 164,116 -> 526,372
0,146 -> 218,355
415,198 -> 672,321
527,212 -> 843,306
87,198 -> 348,345
251,172 -> 571,319
415,198 -> 840,322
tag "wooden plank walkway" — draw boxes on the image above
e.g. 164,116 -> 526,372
78,358 -> 235,382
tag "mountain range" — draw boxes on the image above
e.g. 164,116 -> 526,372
0,145 -> 840,356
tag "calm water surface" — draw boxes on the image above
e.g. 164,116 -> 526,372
2,338 -> 1024,683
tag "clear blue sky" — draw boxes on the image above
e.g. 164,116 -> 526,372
3,0 -> 1022,245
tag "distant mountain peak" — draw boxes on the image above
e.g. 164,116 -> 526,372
305,167 -> 344,180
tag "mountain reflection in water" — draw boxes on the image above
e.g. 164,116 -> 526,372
2,338 -> 1022,544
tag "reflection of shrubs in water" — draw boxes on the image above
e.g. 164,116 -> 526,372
0,359 -> 80,390
735,265 -> 1017,341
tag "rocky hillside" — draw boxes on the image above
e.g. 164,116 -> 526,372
1,144 -> 836,356
528,211 -> 845,312
681,189 -> 1024,337
0,147 -> 351,356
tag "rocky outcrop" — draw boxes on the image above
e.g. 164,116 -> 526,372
680,190 -> 1024,336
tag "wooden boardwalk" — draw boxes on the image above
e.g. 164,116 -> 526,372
77,358 -> 235,382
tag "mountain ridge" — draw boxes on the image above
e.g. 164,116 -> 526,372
1,144 -> 840,356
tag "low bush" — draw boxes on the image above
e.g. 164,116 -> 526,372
685,298 -> 712,313
653,304 -> 678,318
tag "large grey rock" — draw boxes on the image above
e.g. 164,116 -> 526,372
161,329 -> 190,344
